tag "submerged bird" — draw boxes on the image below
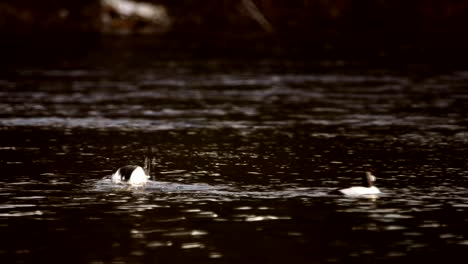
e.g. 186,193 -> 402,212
111,156 -> 152,185
111,165 -> 149,185
330,171 -> 381,196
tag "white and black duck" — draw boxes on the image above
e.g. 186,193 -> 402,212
330,171 -> 381,196
111,156 -> 152,186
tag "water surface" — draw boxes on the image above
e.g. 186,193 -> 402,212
1,59 -> 468,263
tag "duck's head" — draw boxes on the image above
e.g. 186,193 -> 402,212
362,171 -> 376,187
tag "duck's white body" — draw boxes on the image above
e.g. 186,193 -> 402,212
112,165 -> 149,185
335,186 -> 380,196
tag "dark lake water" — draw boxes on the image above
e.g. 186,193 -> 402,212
1,51 -> 468,263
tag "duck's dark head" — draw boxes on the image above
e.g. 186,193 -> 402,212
362,171 -> 376,187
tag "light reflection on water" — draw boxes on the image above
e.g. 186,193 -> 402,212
1,62 -> 468,263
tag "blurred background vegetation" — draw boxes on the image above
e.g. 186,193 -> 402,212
1,0 -> 468,62
2,0 -> 468,35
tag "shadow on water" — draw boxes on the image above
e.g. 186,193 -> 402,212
1,58 -> 468,263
